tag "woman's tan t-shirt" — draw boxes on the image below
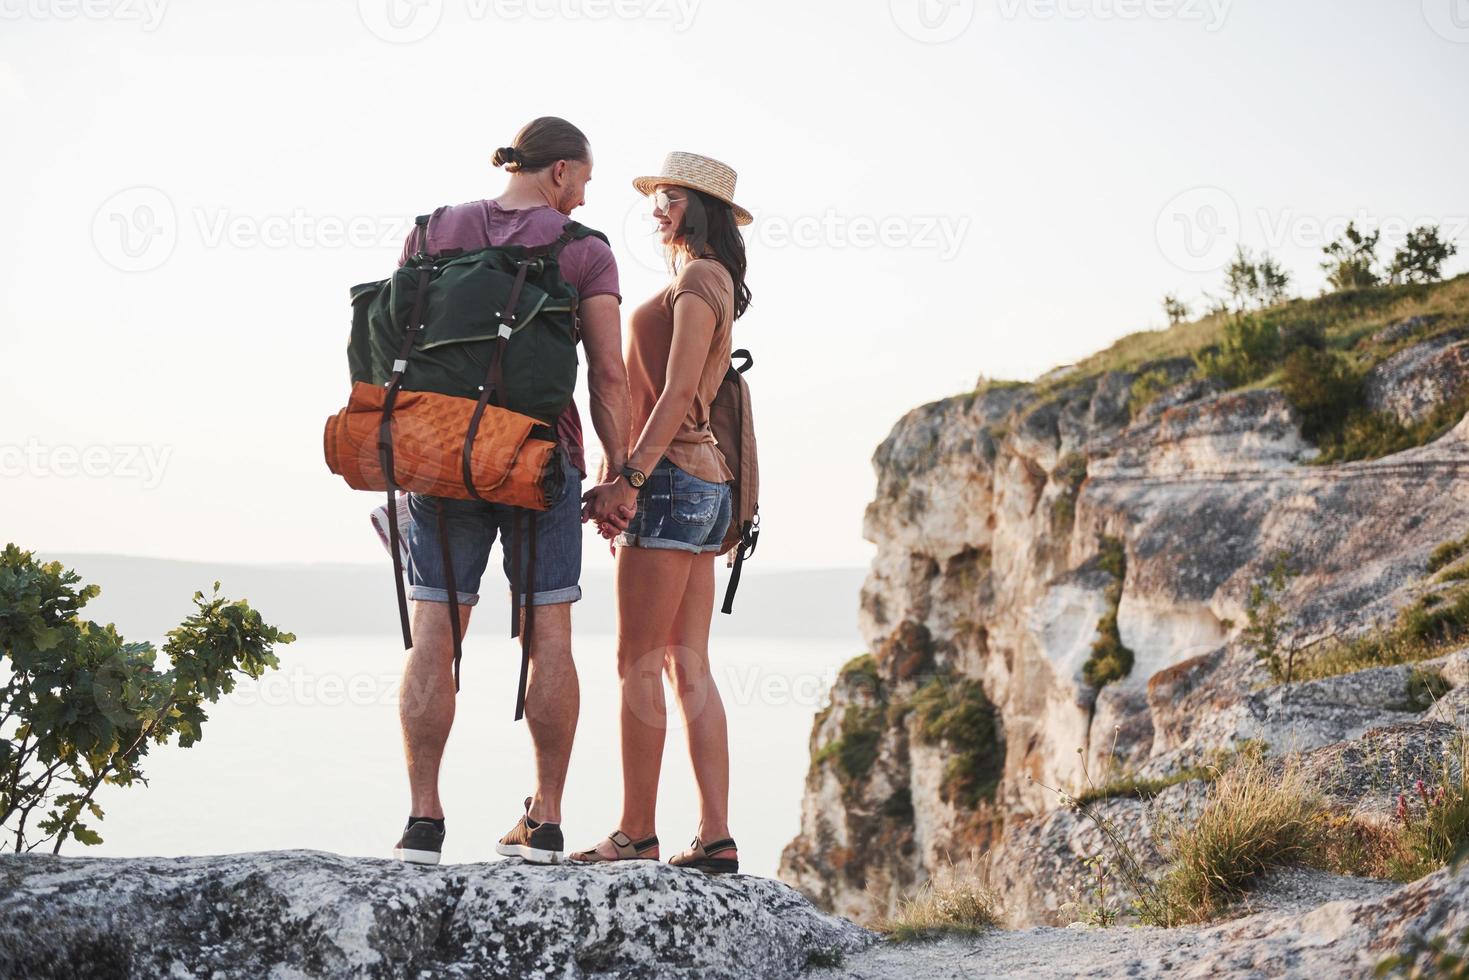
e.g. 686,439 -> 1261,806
626,258 -> 735,484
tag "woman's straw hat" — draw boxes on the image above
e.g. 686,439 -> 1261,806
632,151 -> 753,226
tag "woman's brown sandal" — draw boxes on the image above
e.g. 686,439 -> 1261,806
568,830 -> 659,863
668,836 -> 739,874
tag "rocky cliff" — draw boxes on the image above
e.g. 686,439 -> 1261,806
780,291 -> 1469,928
0,851 -> 871,979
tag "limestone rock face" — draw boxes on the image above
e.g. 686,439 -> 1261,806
780,359 -> 1469,927
1365,331 -> 1469,424
0,851 -> 872,980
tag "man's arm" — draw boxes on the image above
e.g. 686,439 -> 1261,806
579,293 -> 630,482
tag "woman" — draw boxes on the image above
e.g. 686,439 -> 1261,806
572,152 -> 753,873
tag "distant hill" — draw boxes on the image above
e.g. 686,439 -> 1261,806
40,553 -> 867,647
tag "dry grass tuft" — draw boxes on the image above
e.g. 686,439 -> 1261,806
1152,754 -> 1325,924
883,878 -> 1002,942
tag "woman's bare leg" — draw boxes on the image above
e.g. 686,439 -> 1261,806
665,554 -> 737,861
591,544 -> 695,859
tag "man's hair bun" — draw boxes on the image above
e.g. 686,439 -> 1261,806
492,145 -> 520,170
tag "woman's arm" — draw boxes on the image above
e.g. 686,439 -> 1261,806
624,291 -> 716,476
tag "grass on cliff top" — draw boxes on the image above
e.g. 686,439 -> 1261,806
1027,274 -> 1469,463
1063,273 -> 1469,383
1291,585 -> 1469,683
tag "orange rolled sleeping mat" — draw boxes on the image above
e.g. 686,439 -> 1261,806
324,381 -> 557,510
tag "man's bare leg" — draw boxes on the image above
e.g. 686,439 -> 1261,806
521,601 -> 578,824
400,598 -> 472,819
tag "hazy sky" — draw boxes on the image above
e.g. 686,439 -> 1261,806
4,0 -> 1466,570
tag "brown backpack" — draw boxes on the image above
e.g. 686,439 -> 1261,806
709,348 -> 760,613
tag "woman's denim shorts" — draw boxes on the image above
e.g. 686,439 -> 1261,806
616,457 -> 733,554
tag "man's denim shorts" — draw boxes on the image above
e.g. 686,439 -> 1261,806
405,452 -> 582,607
616,457 -> 733,555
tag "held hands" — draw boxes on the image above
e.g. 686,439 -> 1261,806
580,477 -> 639,555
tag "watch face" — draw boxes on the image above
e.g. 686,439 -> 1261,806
624,467 -> 645,488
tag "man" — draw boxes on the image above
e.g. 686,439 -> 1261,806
392,117 -> 635,866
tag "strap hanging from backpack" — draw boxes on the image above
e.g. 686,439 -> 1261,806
380,213 -> 433,651
721,520 -> 759,614
512,510 -> 539,721
434,498 -> 464,691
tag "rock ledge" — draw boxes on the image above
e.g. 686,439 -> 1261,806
0,850 -> 872,979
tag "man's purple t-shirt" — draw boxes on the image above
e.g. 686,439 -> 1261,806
397,200 -> 621,478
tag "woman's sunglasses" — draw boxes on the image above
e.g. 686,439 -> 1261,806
652,189 -> 685,213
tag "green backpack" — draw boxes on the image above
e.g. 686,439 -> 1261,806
349,210 -> 607,420
344,209 -> 608,720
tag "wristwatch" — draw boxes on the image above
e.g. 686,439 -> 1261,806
620,464 -> 647,488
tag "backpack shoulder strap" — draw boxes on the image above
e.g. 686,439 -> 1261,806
411,209 -> 439,260
554,220 -> 610,252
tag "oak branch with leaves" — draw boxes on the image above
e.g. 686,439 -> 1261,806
0,544 -> 292,853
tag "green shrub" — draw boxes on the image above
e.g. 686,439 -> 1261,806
1128,367 -> 1183,418
1244,553 -> 1298,682
837,652 -> 882,697
1376,927 -> 1469,979
1311,391 -> 1469,464
909,677 -> 1002,807
1281,347 -> 1362,440
1,545 -> 292,853
814,704 -> 884,784
1074,767 -> 1214,807
1429,535 -> 1469,573
1388,733 -> 1469,882
1194,315 -> 1284,387
1051,453 -> 1089,529
1406,668 -> 1452,711
1084,537 -> 1134,688
1097,535 -> 1127,580
1293,587 -> 1469,682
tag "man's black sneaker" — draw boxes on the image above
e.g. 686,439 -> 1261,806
393,817 -> 445,866
495,796 -> 564,864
